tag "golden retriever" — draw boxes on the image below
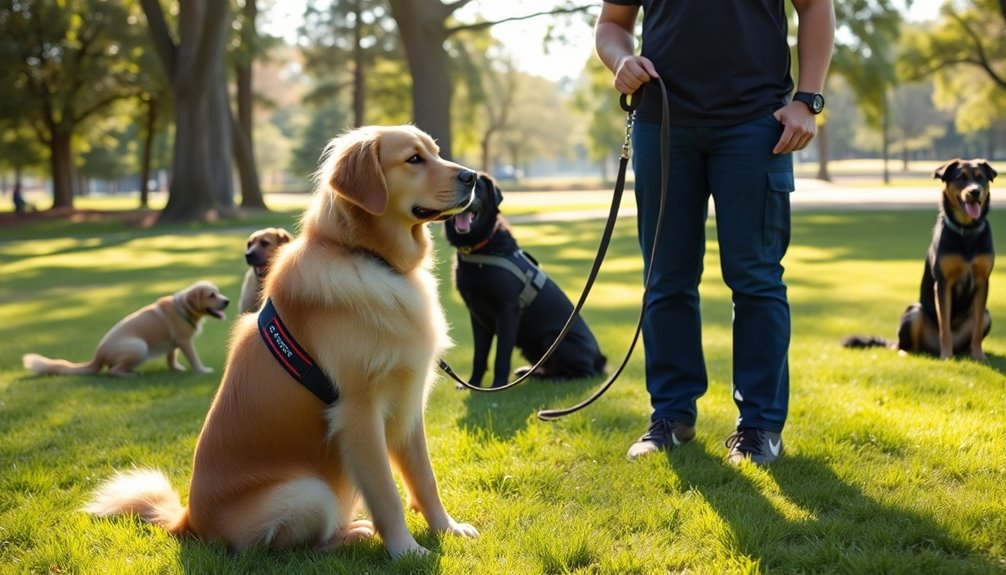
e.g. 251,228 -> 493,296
83,125 -> 478,559
238,227 -> 293,314
23,280 -> 228,377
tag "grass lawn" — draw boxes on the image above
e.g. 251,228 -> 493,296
1,200 -> 1004,574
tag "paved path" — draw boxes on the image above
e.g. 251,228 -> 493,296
505,178 -> 1003,224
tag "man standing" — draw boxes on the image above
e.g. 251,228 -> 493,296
595,0 -> 835,465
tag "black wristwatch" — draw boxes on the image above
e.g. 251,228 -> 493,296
793,91 -> 825,115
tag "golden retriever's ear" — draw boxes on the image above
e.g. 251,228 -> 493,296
328,132 -> 388,215
276,228 -> 293,244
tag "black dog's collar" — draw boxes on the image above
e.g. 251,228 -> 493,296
258,298 -> 339,405
456,222 -> 500,255
943,214 -> 987,237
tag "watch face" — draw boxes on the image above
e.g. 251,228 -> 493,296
811,93 -> 825,113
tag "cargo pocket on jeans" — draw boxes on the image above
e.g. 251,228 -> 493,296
764,170 -> 794,254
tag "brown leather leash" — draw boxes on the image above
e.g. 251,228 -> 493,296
439,77 -> 670,422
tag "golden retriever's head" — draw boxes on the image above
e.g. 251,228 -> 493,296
316,125 -> 476,223
177,280 -> 230,321
244,227 -> 293,277
935,158 -> 996,225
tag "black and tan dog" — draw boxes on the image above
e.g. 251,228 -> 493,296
238,227 -> 293,314
444,174 -> 606,388
844,158 -> 996,360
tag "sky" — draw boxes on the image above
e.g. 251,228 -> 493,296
261,0 -> 946,81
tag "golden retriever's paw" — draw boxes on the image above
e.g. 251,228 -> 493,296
443,519 -> 479,538
316,520 -> 376,552
388,539 -> 430,560
195,366 -> 214,374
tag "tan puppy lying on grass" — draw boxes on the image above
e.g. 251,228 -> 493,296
83,125 -> 478,560
23,280 -> 229,377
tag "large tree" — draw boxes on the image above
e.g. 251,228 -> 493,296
232,0 -> 267,210
141,0 -> 234,223
0,0 -> 146,210
386,0 -> 591,160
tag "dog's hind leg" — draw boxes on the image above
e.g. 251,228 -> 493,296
103,337 -> 148,377
224,476 -> 347,551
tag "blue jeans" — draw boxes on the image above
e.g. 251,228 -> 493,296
631,115 -> 793,433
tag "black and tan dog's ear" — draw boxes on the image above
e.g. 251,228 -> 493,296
978,161 -> 997,182
322,130 -> 388,215
478,173 -> 503,207
934,158 -> 963,182
276,228 -> 293,245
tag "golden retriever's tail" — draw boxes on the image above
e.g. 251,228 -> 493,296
81,469 -> 190,536
22,353 -> 101,375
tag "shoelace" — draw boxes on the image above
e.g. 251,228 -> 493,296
642,419 -> 675,442
724,427 -> 763,453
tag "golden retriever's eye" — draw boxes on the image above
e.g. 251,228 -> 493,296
261,240 -> 271,247
406,154 -> 425,165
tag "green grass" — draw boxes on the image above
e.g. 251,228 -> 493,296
1,202 -> 1004,574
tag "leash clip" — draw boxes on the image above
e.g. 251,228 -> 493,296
621,110 -> 634,160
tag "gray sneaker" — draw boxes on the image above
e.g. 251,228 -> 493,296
627,418 -> 696,460
725,427 -> 783,466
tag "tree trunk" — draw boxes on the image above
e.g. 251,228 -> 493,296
143,0 -> 233,224
388,0 -> 454,159
234,0 -> 266,209
352,0 -> 365,127
140,97 -> 157,209
815,122 -> 831,181
50,130 -> 75,210
232,108 -> 266,209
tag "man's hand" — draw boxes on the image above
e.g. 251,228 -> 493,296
772,101 -> 817,154
613,55 -> 659,95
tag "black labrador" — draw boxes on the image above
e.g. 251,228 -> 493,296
444,174 -> 607,388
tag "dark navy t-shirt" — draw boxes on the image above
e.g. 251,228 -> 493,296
602,0 -> 794,126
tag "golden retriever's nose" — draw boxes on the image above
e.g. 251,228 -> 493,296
458,170 -> 476,188
220,298 -> 230,309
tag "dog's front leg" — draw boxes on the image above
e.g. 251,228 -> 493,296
970,260 -> 993,361
391,418 -> 478,540
166,348 -> 185,371
469,314 -> 493,387
176,339 -> 213,373
341,405 -> 425,559
492,305 -> 521,387
935,279 -> 956,359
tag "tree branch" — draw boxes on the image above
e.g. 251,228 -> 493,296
139,0 -> 177,78
948,10 -> 1006,90
447,5 -> 592,36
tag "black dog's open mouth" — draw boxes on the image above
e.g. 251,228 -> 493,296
451,210 -> 476,234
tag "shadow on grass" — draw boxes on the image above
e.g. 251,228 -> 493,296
667,445 -> 992,572
174,520 -> 447,574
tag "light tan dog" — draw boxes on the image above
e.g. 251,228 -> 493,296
83,125 -> 478,560
238,227 -> 293,314
23,281 -> 229,377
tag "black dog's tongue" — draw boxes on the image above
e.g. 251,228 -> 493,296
965,201 -> 982,220
453,211 -> 474,234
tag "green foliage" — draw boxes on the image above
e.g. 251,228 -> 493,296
898,0 -> 1006,135
1,197 -> 1005,573
830,0 -> 905,127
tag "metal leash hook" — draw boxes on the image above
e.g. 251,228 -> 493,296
619,92 -> 639,160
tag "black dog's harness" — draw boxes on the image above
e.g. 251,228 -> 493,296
458,250 -> 548,309
258,298 -> 339,405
